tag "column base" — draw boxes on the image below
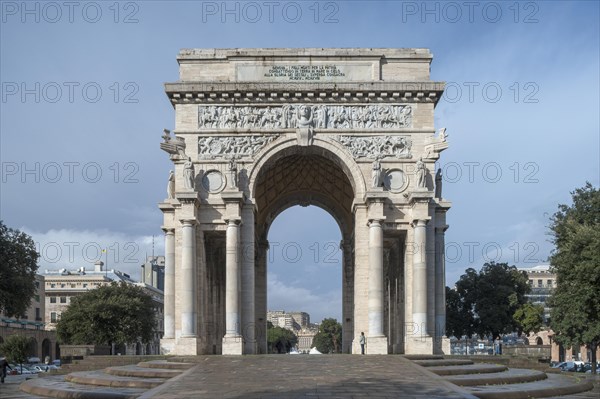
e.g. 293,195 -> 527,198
160,338 -> 176,355
222,335 -> 243,355
405,335 -> 434,354
437,336 -> 451,355
173,337 -> 200,355
365,336 -> 388,355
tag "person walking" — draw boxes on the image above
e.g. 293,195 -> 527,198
1,356 -> 12,383
359,332 -> 366,355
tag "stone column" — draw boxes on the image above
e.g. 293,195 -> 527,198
223,218 -> 243,354
241,206 -> 255,354
162,228 -> 175,339
435,225 -> 448,338
368,219 -> 384,337
180,219 -> 197,337
412,219 -> 428,336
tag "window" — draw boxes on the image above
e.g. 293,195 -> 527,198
60,297 -> 67,303
71,284 -> 76,288
35,281 -> 40,288
528,280 -> 533,286
50,297 -> 57,303
547,280 -> 553,288
61,284 -> 65,288
34,294 -> 40,302
51,312 -> 57,323
537,279 -> 543,287
83,283 -> 88,288
35,308 -> 41,321
50,284 -> 56,288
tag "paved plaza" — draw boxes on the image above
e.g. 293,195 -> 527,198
141,355 -> 474,399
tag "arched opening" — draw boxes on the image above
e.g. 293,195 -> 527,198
254,148 -> 357,353
267,206 -> 342,353
55,342 -> 60,360
42,339 -> 51,360
136,342 -> 142,355
536,337 -> 543,346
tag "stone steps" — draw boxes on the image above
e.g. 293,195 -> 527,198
409,355 -> 595,399
20,360 -> 194,398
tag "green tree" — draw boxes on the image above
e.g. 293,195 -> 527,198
0,221 -> 39,318
513,303 -> 544,336
56,282 -> 155,352
311,318 -> 342,353
451,262 -> 530,339
549,183 -> 600,374
0,335 -> 31,369
267,323 -> 298,353
445,286 -> 476,338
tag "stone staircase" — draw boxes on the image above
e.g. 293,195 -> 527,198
407,355 -> 597,399
19,359 -> 194,398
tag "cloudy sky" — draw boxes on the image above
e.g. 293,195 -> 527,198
1,1 -> 598,323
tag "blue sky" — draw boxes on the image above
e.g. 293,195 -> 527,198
1,1 -> 598,323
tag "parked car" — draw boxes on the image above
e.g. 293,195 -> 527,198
558,361 -> 584,372
31,364 -> 60,373
10,364 -> 36,374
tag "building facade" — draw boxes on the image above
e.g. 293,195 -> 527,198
0,274 -> 58,361
518,264 -> 556,323
42,261 -> 164,355
159,48 -> 451,356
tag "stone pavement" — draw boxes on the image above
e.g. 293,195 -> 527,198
140,355 -> 476,399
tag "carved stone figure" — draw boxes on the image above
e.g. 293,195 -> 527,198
160,129 -> 187,159
198,135 -> 276,159
416,159 -> 427,189
228,158 -> 238,189
167,170 -> 175,199
183,157 -> 195,190
371,159 -> 383,188
438,127 -> 447,142
197,104 -> 412,130
435,168 -> 442,198
337,135 -> 412,159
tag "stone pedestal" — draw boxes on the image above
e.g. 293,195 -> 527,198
174,337 -> 199,355
160,338 -> 175,355
222,336 -> 244,355
439,336 -> 451,355
366,336 -> 388,355
405,336 -> 434,354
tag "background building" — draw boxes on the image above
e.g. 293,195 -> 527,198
42,261 -> 164,355
0,274 -> 58,361
518,264 -> 556,323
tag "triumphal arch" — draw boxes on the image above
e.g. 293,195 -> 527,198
159,48 -> 451,355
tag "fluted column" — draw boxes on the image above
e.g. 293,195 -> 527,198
225,218 -> 241,337
413,219 -> 428,336
180,219 -> 197,337
368,219 -> 384,337
162,228 -> 175,339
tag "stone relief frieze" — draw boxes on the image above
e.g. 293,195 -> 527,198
198,135 -> 276,159
197,104 -> 412,130
336,135 -> 412,159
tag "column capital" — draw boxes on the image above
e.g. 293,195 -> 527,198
179,218 -> 197,226
224,218 -> 242,226
367,218 -> 385,227
161,226 -> 175,234
411,218 -> 429,228
435,224 -> 449,233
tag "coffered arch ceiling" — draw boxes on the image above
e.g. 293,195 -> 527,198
254,149 -> 355,240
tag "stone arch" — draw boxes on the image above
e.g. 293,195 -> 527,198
42,338 -> 52,360
249,135 -> 366,203
250,136 -> 363,242
536,337 -> 543,345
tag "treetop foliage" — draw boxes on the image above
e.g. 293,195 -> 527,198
548,183 -> 599,369
56,281 -> 155,346
0,221 -> 39,318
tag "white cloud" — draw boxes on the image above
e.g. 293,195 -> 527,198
23,227 -> 163,281
267,272 -> 342,324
